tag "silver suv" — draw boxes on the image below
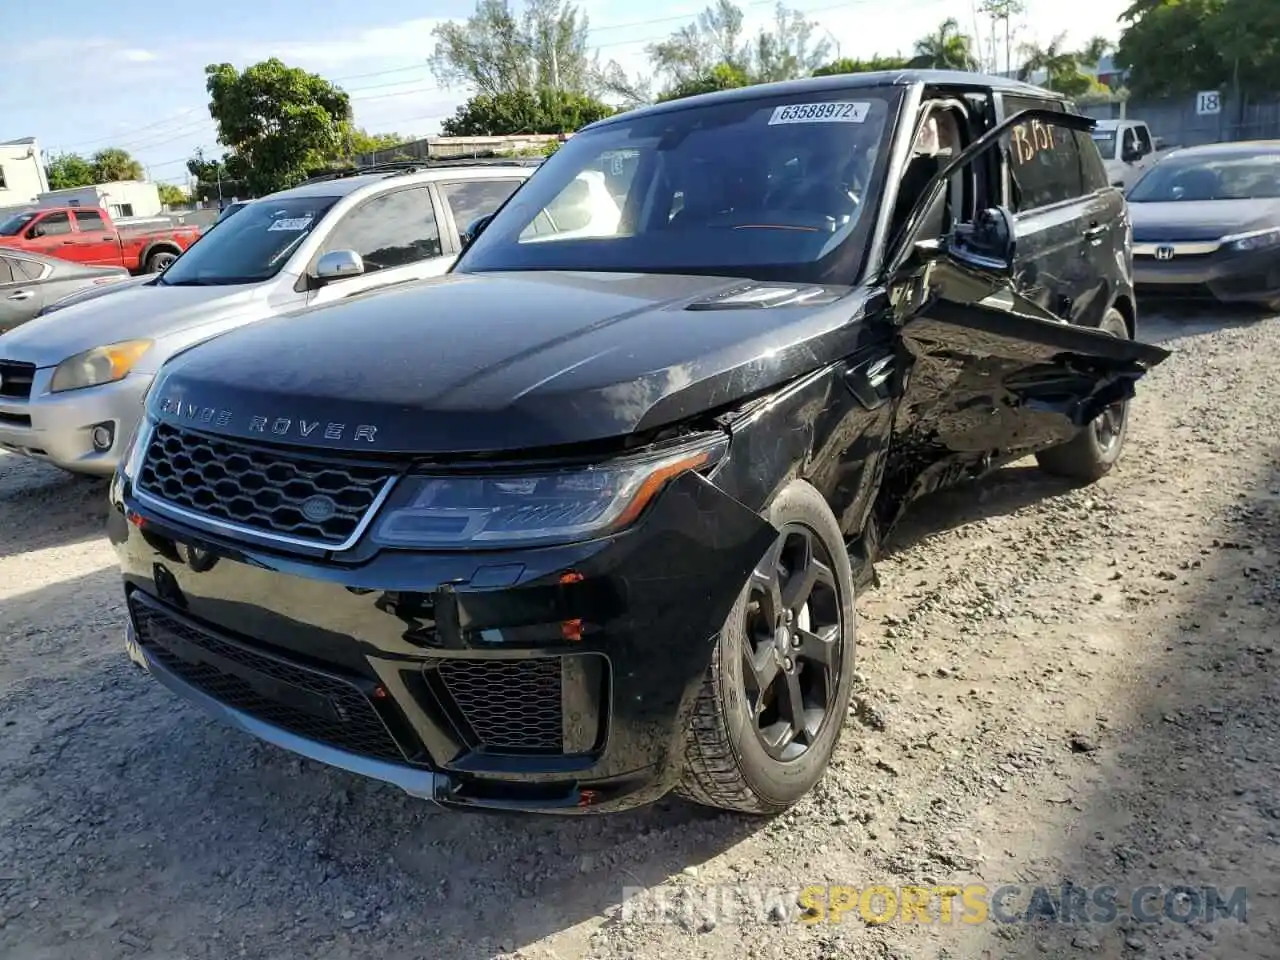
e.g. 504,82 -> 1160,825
0,160 -> 537,475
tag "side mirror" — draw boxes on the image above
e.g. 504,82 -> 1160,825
27,226 -> 43,239
461,214 -> 493,249
314,249 -> 364,283
947,206 -> 1016,274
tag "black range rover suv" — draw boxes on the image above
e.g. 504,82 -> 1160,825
109,71 -> 1169,815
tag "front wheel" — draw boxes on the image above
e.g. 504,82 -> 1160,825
1035,307 -> 1132,483
678,480 -> 857,815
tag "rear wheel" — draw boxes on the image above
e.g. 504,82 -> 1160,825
1035,308 -> 1132,483
145,250 -> 178,273
678,480 -> 856,815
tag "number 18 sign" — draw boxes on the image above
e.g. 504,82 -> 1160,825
1196,91 -> 1222,115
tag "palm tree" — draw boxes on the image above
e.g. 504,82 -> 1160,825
911,18 -> 980,71
1018,32 -> 1090,96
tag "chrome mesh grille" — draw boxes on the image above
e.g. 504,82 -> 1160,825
136,421 -> 392,546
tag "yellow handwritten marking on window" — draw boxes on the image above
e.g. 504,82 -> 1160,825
1010,120 -> 1058,164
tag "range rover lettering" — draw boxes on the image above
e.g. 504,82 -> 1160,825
110,71 -> 1168,816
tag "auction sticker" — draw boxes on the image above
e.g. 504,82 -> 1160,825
268,217 -> 313,231
768,102 -> 870,125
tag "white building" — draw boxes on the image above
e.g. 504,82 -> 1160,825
0,137 -> 49,210
37,180 -> 162,220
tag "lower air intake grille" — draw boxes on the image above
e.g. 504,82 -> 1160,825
136,421 -> 392,547
130,594 -> 406,763
0,361 -> 35,400
437,657 -> 565,753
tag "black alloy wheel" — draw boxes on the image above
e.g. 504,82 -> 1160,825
678,479 -> 857,815
742,523 -> 843,762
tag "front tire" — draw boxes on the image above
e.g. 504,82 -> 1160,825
678,480 -> 857,815
1035,307 -> 1132,483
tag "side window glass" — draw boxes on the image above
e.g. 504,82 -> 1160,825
75,210 -> 106,232
1002,97 -> 1085,211
440,180 -> 523,236
12,257 -> 41,281
1074,130 -> 1109,192
36,212 -> 72,237
322,187 -> 441,272
0,258 -> 14,284
1135,126 -> 1154,154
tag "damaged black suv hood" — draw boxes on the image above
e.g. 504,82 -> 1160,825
148,270 -> 863,455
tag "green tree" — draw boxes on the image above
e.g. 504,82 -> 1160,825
91,148 -> 144,182
46,153 -> 96,190
204,58 -> 352,195
656,62 -> 752,102
1018,33 -> 1107,97
157,183 -> 189,207
647,1 -> 830,101
185,148 -> 247,203
811,55 -> 910,76
346,127 -> 408,154
430,0 -> 595,96
440,88 -> 614,135
1116,0 -> 1280,99
911,18 -> 980,71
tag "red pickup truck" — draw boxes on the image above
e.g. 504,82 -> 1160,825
0,205 -> 200,274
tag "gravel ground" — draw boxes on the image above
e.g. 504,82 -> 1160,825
2,305 -> 1279,960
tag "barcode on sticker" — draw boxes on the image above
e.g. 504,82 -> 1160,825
768,102 -> 870,125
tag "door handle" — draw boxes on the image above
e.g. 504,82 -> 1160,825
1084,222 -> 1106,240
7,291 -> 34,301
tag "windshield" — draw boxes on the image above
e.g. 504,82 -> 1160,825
0,212 -> 37,237
1091,130 -> 1116,156
455,88 -> 900,284
160,196 -> 339,285
1127,151 -> 1280,202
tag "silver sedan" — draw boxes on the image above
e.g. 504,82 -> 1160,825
0,250 -> 130,335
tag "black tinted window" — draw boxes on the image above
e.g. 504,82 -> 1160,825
1003,97 -> 1087,210
441,180 -> 523,235
37,212 -> 72,237
324,187 -> 442,271
76,210 -> 106,232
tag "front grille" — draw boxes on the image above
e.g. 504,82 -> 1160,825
136,421 -> 393,546
438,658 -> 565,752
0,361 -> 35,400
130,594 -> 407,763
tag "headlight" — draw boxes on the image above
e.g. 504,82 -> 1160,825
50,339 -> 153,393
1224,227 -> 1280,252
370,435 -> 728,549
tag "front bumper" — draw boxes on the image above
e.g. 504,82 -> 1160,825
110,471 -> 775,814
0,367 -> 152,475
1132,242 -> 1280,305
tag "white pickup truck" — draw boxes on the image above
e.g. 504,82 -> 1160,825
1090,119 -> 1172,189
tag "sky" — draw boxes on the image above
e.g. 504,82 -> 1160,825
2,0 -> 1134,187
